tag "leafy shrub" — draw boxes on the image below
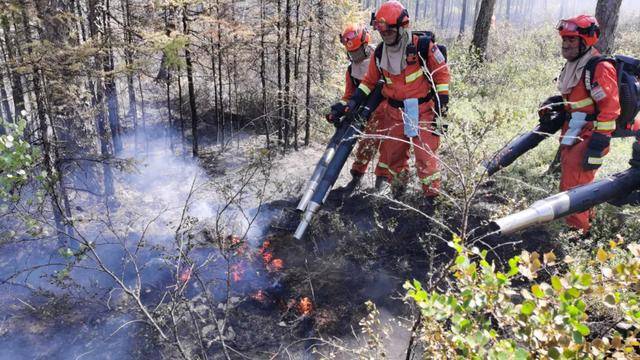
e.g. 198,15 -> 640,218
406,235 -> 640,359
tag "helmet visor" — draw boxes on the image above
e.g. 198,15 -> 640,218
340,30 -> 358,45
556,20 -> 579,32
372,19 -> 391,32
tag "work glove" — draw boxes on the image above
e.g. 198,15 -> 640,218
538,95 -> 565,121
583,132 -> 610,171
325,102 -> 347,127
630,142 -> 640,168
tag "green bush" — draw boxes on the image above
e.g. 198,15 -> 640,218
0,118 -> 41,204
406,235 -> 640,359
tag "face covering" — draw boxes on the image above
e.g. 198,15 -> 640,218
379,27 -> 410,76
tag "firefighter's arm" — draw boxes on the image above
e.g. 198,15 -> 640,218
426,42 -> 450,114
592,61 -> 621,136
583,61 -> 620,170
346,51 -> 380,112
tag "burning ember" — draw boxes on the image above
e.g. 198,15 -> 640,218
251,290 -> 266,302
268,258 -> 284,272
179,267 -> 192,283
297,297 -> 313,316
227,234 -> 247,255
259,239 -> 284,272
230,263 -> 244,282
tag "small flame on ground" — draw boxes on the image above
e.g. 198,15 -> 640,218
297,297 -> 313,316
228,234 -> 247,255
259,238 -> 284,272
230,263 -> 244,282
251,290 -> 266,302
179,268 -> 192,283
268,258 -> 284,272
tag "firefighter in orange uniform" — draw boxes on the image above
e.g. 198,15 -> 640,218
553,15 -> 620,233
327,24 -> 385,193
344,1 -> 450,201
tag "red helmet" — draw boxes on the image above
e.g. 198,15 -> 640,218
371,1 -> 409,32
556,15 -> 600,47
339,24 -> 370,52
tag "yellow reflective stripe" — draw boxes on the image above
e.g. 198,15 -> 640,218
595,121 -> 616,131
377,162 -> 397,177
358,83 -> 371,95
420,172 -> 441,185
587,157 -> 603,165
405,70 -> 423,83
384,76 -> 393,84
436,84 -> 449,92
570,97 -> 594,109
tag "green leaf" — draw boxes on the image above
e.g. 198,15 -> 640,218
575,323 -> 590,336
579,273 -> 592,287
566,287 -> 580,299
514,348 -> 529,360
572,330 -> 584,344
521,301 -> 536,316
508,256 -> 520,276
551,276 -> 563,291
531,284 -> 545,298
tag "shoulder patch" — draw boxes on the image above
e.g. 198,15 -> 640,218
433,47 -> 445,64
591,85 -> 607,102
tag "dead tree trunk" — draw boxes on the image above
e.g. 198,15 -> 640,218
0,64 -> 13,124
19,0 -> 72,244
182,5 -> 199,156
277,0 -> 284,148
439,0 -> 446,29
1,18 -> 24,120
459,0 -> 468,37
121,0 -> 138,140
595,0 -> 623,55
260,0 -> 270,149
103,0 -> 123,154
304,23 -> 312,146
471,0 -> 497,59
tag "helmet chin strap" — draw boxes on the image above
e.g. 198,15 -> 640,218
577,40 -> 589,58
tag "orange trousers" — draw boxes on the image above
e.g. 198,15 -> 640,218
351,109 -> 385,175
374,101 -> 441,197
559,124 -> 608,232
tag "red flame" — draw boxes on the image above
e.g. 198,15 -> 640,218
262,251 -> 274,264
230,263 -> 244,282
179,268 -> 192,283
228,235 -> 247,255
251,290 -> 266,302
268,258 -> 284,272
298,297 -> 313,316
258,239 -> 284,272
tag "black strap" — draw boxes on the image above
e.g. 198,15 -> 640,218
347,64 -> 360,87
386,93 -> 434,109
583,55 -> 616,120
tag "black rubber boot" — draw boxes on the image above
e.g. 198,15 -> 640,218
630,142 -> 640,168
419,196 -> 436,216
374,176 -> 392,196
342,170 -> 364,194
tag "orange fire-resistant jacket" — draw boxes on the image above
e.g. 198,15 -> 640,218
356,35 -> 450,103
